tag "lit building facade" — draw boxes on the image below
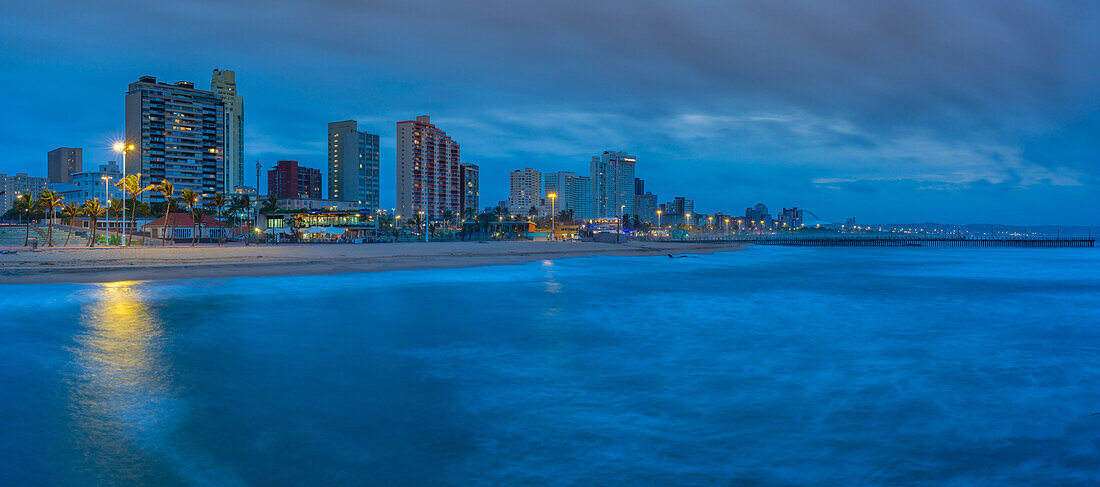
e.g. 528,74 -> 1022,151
634,191 -> 658,223
508,168 -> 542,215
125,76 -> 226,201
211,69 -> 244,191
47,147 -> 82,184
0,173 -> 48,211
746,203 -> 773,229
396,115 -> 460,218
459,163 -> 479,218
269,160 -> 321,199
328,120 -> 380,210
779,207 -> 804,229
590,151 -> 636,218
50,161 -> 124,203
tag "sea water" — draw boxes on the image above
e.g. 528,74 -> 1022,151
1,247 -> 1099,486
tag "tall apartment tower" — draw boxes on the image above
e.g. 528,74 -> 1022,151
211,69 -> 244,191
590,151 -> 636,219
543,171 -> 592,220
459,163 -> 479,217
396,115 -> 461,218
327,120 -> 380,210
0,173 -> 48,212
508,168 -> 542,215
47,147 -> 82,183
125,76 -> 225,200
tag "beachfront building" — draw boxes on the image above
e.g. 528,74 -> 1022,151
396,115 -> 461,218
779,207 -> 804,229
143,213 -> 229,241
47,147 -> 82,184
275,198 -> 359,211
745,203 -> 773,230
459,163 -> 479,218
544,171 -> 592,220
125,75 -> 226,200
327,120 -> 380,210
590,151 -> 636,219
507,168 -> 542,216
211,69 -> 245,192
48,161 -> 124,203
268,160 -> 321,199
0,173 -> 48,211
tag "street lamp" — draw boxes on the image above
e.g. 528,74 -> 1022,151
656,209 -> 662,230
685,212 -> 692,231
619,204 -> 626,235
724,218 -> 730,235
420,211 -> 428,243
112,142 -> 134,247
547,192 -> 556,240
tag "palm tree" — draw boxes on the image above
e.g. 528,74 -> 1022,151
259,194 -> 279,214
108,199 -> 124,246
528,206 -> 539,219
190,207 -> 204,246
154,180 -> 174,245
36,189 -> 63,247
409,213 -> 424,234
441,209 -> 455,230
60,202 -> 81,246
82,199 -> 105,247
208,193 -> 227,244
115,174 -> 155,245
179,189 -> 200,246
13,194 -> 34,246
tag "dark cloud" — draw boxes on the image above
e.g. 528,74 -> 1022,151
0,0 -> 1097,223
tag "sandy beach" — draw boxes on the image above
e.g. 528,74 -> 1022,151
0,240 -> 742,284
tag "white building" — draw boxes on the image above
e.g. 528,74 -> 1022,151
590,151 -> 636,219
48,161 -> 124,204
507,168 -> 542,216
211,69 -> 245,192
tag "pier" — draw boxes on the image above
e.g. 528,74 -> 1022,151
649,235 -> 1095,248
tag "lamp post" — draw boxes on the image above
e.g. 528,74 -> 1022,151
112,142 -> 134,246
547,192 -> 556,240
421,211 -> 428,243
101,175 -> 112,241
685,212 -> 692,232
725,218 -> 730,235
619,204 -> 626,235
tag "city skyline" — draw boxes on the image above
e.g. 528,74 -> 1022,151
1,1 -> 1098,225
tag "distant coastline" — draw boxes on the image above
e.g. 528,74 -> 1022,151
0,240 -> 742,285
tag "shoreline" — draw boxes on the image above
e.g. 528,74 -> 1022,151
0,240 -> 743,285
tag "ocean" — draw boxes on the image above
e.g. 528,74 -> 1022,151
2,247 -> 1099,486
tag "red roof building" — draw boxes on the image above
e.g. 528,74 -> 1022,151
142,213 -> 228,240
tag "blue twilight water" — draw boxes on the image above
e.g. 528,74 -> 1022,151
2,247 -> 1100,486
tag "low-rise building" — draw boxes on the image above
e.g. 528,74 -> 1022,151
143,213 -> 229,241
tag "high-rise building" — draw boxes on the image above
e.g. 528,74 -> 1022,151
635,192 -> 658,223
47,147 -> 82,184
779,207 -> 804,229
508,168 -> 542,215
634,178 -> 644,196
396,115 -> 461,218
268,160 -> 321,199
746,203 -> 772,229
211,69 -> 244,191
0,173 -> 48,211
459,163 -> 479,218
590,151 -> 636,218
125,76 -> 225,201
544,171 -> 593,220
327,120 -> 380,210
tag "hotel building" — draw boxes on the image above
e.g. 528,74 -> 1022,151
591,151 -> 636,218
211,69 -> 245,191
396,115 -> 461,218
47,147 -> 82,184
125,75 -> 226,200
327,120 -> 380,210
459,162 -> 479,217
507,168 -> 542,216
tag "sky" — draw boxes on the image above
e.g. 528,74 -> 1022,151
1,0 -> 1098,225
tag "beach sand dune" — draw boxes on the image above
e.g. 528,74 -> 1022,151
0,240 -> 741,284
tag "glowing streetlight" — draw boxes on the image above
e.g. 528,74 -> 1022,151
656,209 -> 662,229
685,212 -> 692,230
547,192 -> 557,240
112,142 -> 134,247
